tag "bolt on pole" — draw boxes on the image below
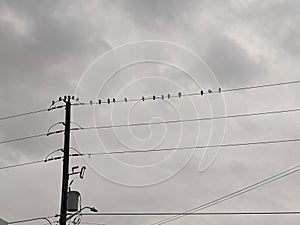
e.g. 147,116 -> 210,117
60,97 -> 71,225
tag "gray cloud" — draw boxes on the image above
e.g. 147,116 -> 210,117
108,0 -> 197,29
203,32 -> 266,85
0,1 -> 300,225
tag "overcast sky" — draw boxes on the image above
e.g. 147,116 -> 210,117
0,0 -> 300,225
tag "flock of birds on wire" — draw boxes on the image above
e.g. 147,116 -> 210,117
50,87 -> 222,109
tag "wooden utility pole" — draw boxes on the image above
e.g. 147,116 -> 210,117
59,96 -> 71,225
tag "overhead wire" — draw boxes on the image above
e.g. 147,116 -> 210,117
77,137 -> 300,156
1,80 -> 300,224
2,107 -> 300,146
0,129 -> 64,145
80,211 -> 300,216
0,105 -> 64,122
0,108 -> 48,121
8,216 -> 56,224
1,136 -> 300,171
0,133 -> 49,145
151,165 -> 300,225
0,159 -> 45,170
0,79 -> 300,122
223,80 -> 300,93
73,79 -> 300,106
72,107 -> 300,131
4,163 -> 300,224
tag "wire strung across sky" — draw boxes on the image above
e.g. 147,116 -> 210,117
1,136 -> 300,171
0,105 -> 64,122
0,159 -> 45,170
76,137 -> 300,156
0,108 -> 49,121
0,128 -> 65,145
151,164 -> 300,225
222,79 -> 300,93
8,216 -> 56,224
2,79 -> 300,224
1,106 -> 300,146
8,211 -> 300,224
7,165 -> 300,224
1,78 -> 298,123
72,107 -> 300,131
80,211 -> 300,216
0,80 -> 299,224
74,79 -> 300,106
0,133 -> 49,145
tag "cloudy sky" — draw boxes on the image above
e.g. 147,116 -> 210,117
0,0 -> 300,224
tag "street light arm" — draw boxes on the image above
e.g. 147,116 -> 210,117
66,207 -> 98,222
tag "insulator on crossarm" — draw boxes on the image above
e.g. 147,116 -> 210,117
113,98 -> 116,103
161,95 -> 164,100
52,100 -> 55,105
200,90 -> 204,95
167,94 -> 171,99
124,98 -> 128,103
142,96 -> 145,101
59,97 -> 62,101
107,98 -> 110,104
153,95 -> 156,100
98,99 -> 101,105
208,89 -> 212,93
178,92 -> 182,98
219,87 -> 222,93
89,100 -> 93,105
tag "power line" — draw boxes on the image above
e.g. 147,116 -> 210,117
223,80 -> 300,93
80,211 -> 300,216
2,106 -> 299,146
1,136 -> 300,171
0,130 -> 64,145
74,79 -> 300,106
1,79 -> 299,122
3,163 -> 300,225
0,159 -> 45,170
72,107 -> 300,131
0,133 -> 48,145
0,105 -> 64,122
151,165 -> 300,225
80,137 -> 300,156
0,108 -> 48,121
8,216 -> 55,224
